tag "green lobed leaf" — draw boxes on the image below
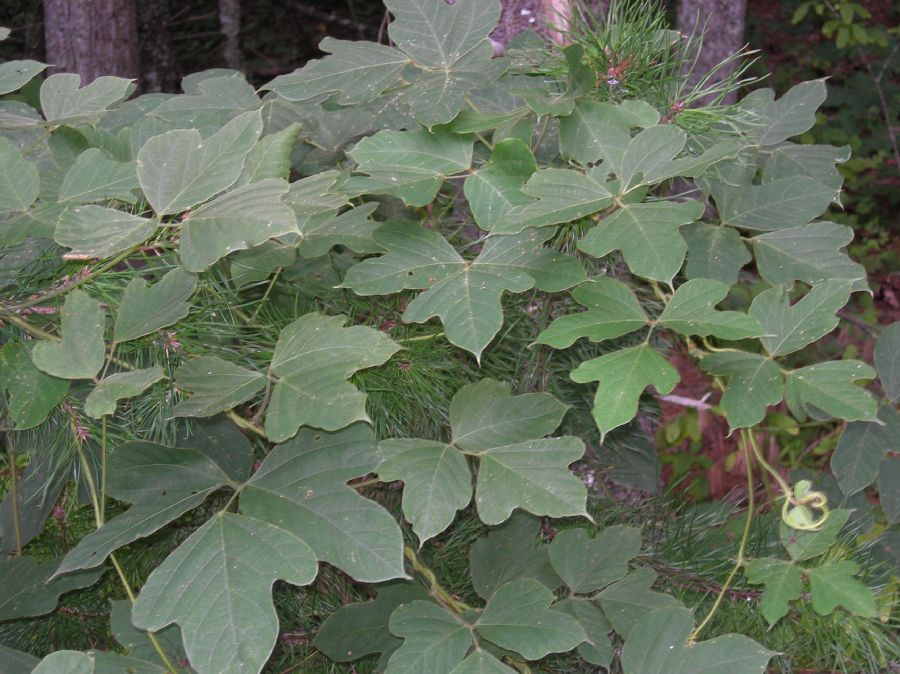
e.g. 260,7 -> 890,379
784,360 -> 878,422
554,597 -> 614,667
236,123 -> 301,186
831,407 -> 900,497
780,508 -> 851,562
596,567 -> 683,637
0,59 -> 46,95
114,266 -> 197,342
548,526 -> 642,594
385,600 -> 473,674
0,644 -> 39,674
40,73 -> 134,123
752,79 -> 827,146
464,138 -> 536,232
701,352 -> 783,429
31,289 -> 106,380
84,366 -> 165,418
0,135 -> 39,212
0,557 -> 104,620
571,344 -> 680,438
172,356 -> 266,418
807,561 -> 877,618
58,148 -> 138,203
718,177 -> 834,231
55,204 -> 158,259
109,599 -> 187,668
874,322 -> 900,402
449,651 -> 516,674
558,98 -> 658,165
762,143 -> 849,192
744,557 -> 803,627
618,124 -> 687,190
578,201 -> 704,283
659,279 -> 764,340
299,202 -> 383,257
878,455 -> 900,524
133,513 -> 317,674
682,222 -> 751,285
0,342 -> 69,429
475,579 -> 586,659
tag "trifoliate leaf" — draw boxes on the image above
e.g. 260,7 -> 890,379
595,568 -> 683,637
137,109 -> 263,215
385,600 -> 474,674
571,345 -> 680,438
558,99 -> 658,165
241,425 -> 406,582
468,512 -> 561,600
752,79 -> 827,146
464,138 -> 536,231
54,205 -> 157,259
780,508 -> 851,562
659,279 -> 764,339
54,440 -> 232,576
831,407 -> 900,497
449,651 -> 516,674
178,178 -> 297,271
0,136 -> 39,212
578,201 -> 704,283
744,557 -> 803,628
718,177 -> 834,231
682,222 -> 751,285
621,606 -> 775,674
346,127 -> 473,206
265,313 -> 402,441
265,38 -> 408,105
58,148 -> 138,203
0,59 -> 46,95
751,279 -> 853,357
875,322 -> 900,403
475,579 -> 586,659
344,223 -> 584,359
0,343 -> 68,429
40,73 -> 133,123
84,367 -> 165,418
548,526 -> 642,593
554,597 -> 614,667
753,222 -> 867,288
536,277 -> 648,348
114,267 -> 197,342
784,361 -> 877,422
701,352 -> 783,429
0,557 -> 104,620
236,123 -> 301,186
807,561 -> 877,618
133,513 -> 317,674
32,290 -> 106,380
172,356 -> 266,417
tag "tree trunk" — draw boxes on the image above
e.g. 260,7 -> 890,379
138,0 -> 177,92
492,0 -> 574,47
219,0 -> 242,71
677,0 -> 747,104
43,0 -> 139,83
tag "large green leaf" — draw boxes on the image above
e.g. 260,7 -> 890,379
0,449 -> 68,556
807,561 -> 876,618
780,508 -> 851,562
241,424 -> 406,582
298,202 -> 383,257
578,201 -> 704,283
536,277 -> 648,348
0,556 -> 104,620
114,267 -> 197,342
744,557 -> 803,627
750,280 -> 853,357
659,279 -> 764,339
137,109 -> 263,215
831,407 -> 900,497
84,366 -> 165,418
571,345 -> 680,438
554,597 -> 614,666
0,644 -> 39,674
751,79 -> 827,146
717,177 -> 834,231
878,456 -> 900,524
621,606 -> 775,674
178,179 -> 297,271
33,650 -> 168,674
474,579 -> 586,659
682,222 -> 751,285
558,99 -> 658,165
449,651 -> 516,674
385,600 -> 474,674
875,322 -> 900,403
133,513 -> 317,674
265,313 -> 401,441
0,342 -> 69,429
595,568 -> 683,637
784,360 -> 877,422
236,123 -> 301,186
464,138 -> 536,231
32,290 -> 106,380
109,600 -> 187,669
548,526 -> 642,593
0,59 -> 46,95
344,223 -> 584,359
40,73 -> 133,123
763,143 -> 848,192
54,205 -> 157,259
701,352 -> 783,429
58,148 -> 138,203
0,136 -> 39,212
172,356 -> 266,418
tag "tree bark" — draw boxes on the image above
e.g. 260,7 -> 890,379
138,0 -> 177,92
219,0 -> 242,71
677,0 -> 747,104
492,0 -> 574,47
43,0 -> 139,83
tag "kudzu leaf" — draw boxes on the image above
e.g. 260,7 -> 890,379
751,279 -> 853,357
109,600 -> 187,668
558,99 -> 658,165
0,644 -> 39,674
0,343 -> 69,429
744,557 -> 803,628
58,148 -> 138,203
763,143 -> 849,192
178,178 -> 297,271
137,109 -> 263,215
32,290 -> 106,380
464,138 -> 536,232
0,450 -> 67,556
701,352 -> 783,429
236,123 -> 301,186
469,512 -> 561,600
878,455 -> 900,524
718,177 -> 833,231
314,582 -> 430,664
40,73 -> 133,123
55,205 -> 157,259
571,344 -> 680,438
405,55 -> 508,127
0,59 -> 46,95
659,279 -> 764,339
619,125 -> 687,190
84,366 -> 165,418
33,651 -> 165,674
0,557 -> 104,620
682,222 -> 751,285
385,600 -> 474,674
595,568 -> 683,637
172,356 -> 265,418
578,201 -> 704,283
621,606 -> 775,674
548,526 -> 642,593
345,223 -> 584,360
265,313 -> 401,441
346,127 -> 473,206
152,72 -> 260,129
753,222 -> 867,289
55,440 -> 232,576
114,267 -> 197,342
299,202 -> 382,257
0,136 -> 39,212
807,561 -> 877,618
266,38 -> 408,104
230,241 -> 297,287
241,424 -> 406,582
554,597 -> 614,667
474,578 -> 586,659
875,322 -> 900,402
536,277 -> 648,348
831,407 -> 900,497
780,508 -> 851,562
133,513 -> 317,674
449,651 -> 516,674
753,79 -> 827,146
785,360 -> 877,422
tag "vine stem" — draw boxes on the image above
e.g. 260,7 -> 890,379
403,546 -> 470,614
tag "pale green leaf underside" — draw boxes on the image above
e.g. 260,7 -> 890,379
114,267 -> 198,342
785,360 -> 877,422
0,59 -> 47,96
744,557 -> 802,627
58,148 -> 138,204
84,366 -> 165,418
172,356 -> 266,417
40,73 -> 133,123
55,205 -> 157,259
32,289 -> 106,380
0,136 -> 39,213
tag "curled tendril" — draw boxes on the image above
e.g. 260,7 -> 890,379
781,480 -> 831,531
